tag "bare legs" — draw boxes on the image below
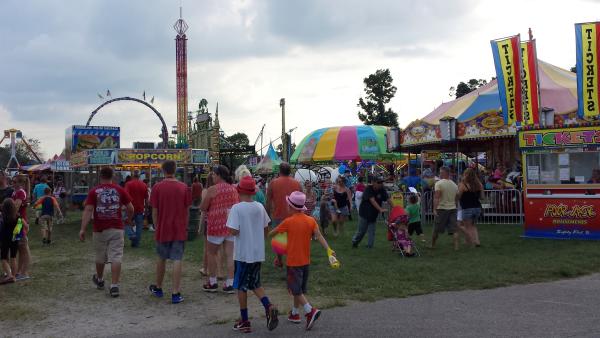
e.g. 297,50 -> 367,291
95,262 -> 121,285
155,259 -> 183,294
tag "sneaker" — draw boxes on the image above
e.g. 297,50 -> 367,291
351,242 -> 358,248
266,304 -> 279,331
149,284 -> 163,298
92,275 -> 105,290
305,308 -> 321,331
233,320 -> 252,333
149,225 -> 156,232
202,282 -> 218,293
110,286 -> 120,298
42,239 -> 47,245
222,285 -> 235,294
287,311 -> 301,324
171,293 -> 184,304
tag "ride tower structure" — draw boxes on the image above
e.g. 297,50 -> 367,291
174,6 -> 189,148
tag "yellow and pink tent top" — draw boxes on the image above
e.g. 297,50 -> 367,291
402,60 -> 578,146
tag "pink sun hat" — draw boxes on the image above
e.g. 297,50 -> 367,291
286,191 -> 308,211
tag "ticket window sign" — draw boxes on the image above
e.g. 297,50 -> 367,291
524,151 -> 600,185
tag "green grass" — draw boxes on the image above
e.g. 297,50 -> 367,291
3,210 -> 600,308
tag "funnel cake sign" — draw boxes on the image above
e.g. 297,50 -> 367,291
524,198 -> 600,239
519,126 -> 600,148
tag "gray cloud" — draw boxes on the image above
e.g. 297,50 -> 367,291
0,0 -> 480,154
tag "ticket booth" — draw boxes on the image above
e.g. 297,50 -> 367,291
519,125 -> 600,239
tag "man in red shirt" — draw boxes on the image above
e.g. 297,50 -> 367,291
148,160 -> 192,304
266,162 -> 301,267
125,172 -> 149,248
191,176 -> 203,206
80,167 -> 134,298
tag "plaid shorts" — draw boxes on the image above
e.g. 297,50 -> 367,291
287,265 -> 309,296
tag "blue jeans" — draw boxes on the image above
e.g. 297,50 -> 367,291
352,216 -> 376,248
126,213 -> 145,247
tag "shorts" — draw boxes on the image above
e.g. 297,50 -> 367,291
434,209 -> 457,235
408,222 -> 423,236
330,205 -> 350,217
39,215 -> 54,231
93,229 -> 124,264
0,240 -> 18,260
457,209 -> 463,222
287,265 -> 309,296
156,240 -> 185,261
462,208 -> 481,222
207,235 -> 234,245
233,261 -> 262,292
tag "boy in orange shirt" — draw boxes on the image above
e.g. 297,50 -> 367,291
269,191 -> 334,331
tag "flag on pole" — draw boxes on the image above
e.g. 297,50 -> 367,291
106,89 -> 112,98
150,96 -> 155,104
97,93 -> 104,100
491,34 -> 523,125
143,91 -> 146,101
520,39 -> 540,125
575,22 -> 600,118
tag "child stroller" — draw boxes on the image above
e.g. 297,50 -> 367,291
387,207 -> 420,258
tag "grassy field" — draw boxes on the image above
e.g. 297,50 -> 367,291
3,210 -> 600,335
9,211 -> 600,301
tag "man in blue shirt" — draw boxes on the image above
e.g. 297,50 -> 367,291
32,176 -> 51,224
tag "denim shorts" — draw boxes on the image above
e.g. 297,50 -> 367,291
461,208 -> 481,221
156,240 -> 185,261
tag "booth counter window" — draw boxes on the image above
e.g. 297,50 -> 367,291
525,151 -> 600,185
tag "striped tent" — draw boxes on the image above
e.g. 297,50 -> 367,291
402,60 -> 578,147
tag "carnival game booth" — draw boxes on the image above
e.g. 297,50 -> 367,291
519,124 -> 600,239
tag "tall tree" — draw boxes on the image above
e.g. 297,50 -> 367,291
449,78 -> 488,98
357,69 -> 399,127
225,132 -> 250,149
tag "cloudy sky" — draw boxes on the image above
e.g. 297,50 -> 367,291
1,0 -> 599,158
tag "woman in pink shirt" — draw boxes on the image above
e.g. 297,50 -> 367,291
200,165 -> 239,293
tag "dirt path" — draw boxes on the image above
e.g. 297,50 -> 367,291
0,232 -> 332,337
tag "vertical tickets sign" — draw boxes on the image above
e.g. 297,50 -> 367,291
520,40 -> 540,125
575,22 -> 600,118
491,35 -> 523,125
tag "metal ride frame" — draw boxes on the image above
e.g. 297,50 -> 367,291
1,128 -> 43,170
85,96 -> 169,148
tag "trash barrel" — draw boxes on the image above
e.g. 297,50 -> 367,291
188,206 -> 200,241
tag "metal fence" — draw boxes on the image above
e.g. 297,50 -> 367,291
307,185 -> 523,226
419,189 -> 523,225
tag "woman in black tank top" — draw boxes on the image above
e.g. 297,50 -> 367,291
457,168 -> 484,247
331,177 -> 352,237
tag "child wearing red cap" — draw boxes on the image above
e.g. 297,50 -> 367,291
227,176 -> 279,333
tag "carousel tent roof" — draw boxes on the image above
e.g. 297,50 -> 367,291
417,60 -> 577,125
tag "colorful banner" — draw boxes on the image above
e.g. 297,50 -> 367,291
575,22 -> 600,118
519,126 -> 600,148
491,35 -> 523,125
117,149 -> 190,165
520,40 -> 541,125
524,197 -> 600,239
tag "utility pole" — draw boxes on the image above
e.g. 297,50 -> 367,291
280,98 -> 287,162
